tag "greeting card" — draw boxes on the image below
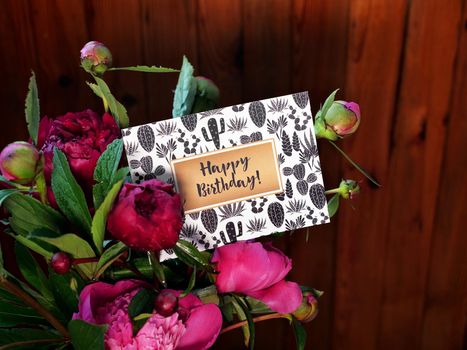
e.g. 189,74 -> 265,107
122,92 -> 329,254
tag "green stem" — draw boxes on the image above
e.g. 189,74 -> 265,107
220,313 -> 290,334
328,140 -> 381,187
325,188 -> 340,195
0,278 -> 69,337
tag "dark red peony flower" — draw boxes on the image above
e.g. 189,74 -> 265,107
107,180 -> 183,251
38,109 -> 120,188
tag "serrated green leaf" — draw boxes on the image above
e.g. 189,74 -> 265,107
69,319 -> 108,350
93,139 -> 124,209
329,141 -> 381,187
3,192 -> 66,236
86,82 -> 103,99
320,89 -> 338,119
292,318 -> 307,350
91,180 -> 123,253
37,234 -> 96,278
51,149 -> 92,234
25,71 -> 40,144
327,193 -> 340,218
94,241 -> 127,279
15,242 -> 53,300
172,56 -> 197,117
93,76 -> 129,128
109,65 -> 179,73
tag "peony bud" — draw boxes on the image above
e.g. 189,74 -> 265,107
191,76 -> 220,113
80,41 -> 112,75
338,179 -> 360,199
315,100 -> 360,141
0,142 -> 40,184
155,290 -> 179,317
293,292 -> 319,323
50,252 -> 72,275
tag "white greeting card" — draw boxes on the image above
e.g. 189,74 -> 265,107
122,92 -> 329,254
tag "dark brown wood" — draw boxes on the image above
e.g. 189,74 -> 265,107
0,1 -> 466,349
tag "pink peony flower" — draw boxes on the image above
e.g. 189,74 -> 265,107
212,241 -> 302,314
107,180 -> 183,251
73,280 -> 222,350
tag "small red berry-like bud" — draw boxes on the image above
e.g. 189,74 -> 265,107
50,252 -> 72,275
155,290 -> 178,317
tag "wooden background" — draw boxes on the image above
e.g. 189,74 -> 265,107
1,0 -> 466,349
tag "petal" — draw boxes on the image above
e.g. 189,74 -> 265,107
177,304 -> 222,350
247,280 -> 302,314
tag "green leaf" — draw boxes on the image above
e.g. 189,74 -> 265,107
11,234 -> 54,259
49,271 -> 79,317
86,82 -> 103,99
25,71 -> 40,144
0,302 -> 45,327
128,288 -> 156,319
148,251 -> 166,287
173,240 -> 213,272
327,194 -> 340,218
94,241 -> 127,279
193,285 -> 220,305
233,296 -> 255,349
93,76 -> 129,128
292,318 -> 307,350
172,56 -> 197,117
93,139 -> 124,209
180,265 -> 196,297
0,240 -> 5,280
329,141 -> 381,187
91,180 -> 123,253
37,234 -> 96,278
14,242 -> 53,300
108,65 -> 179,73
0,176 -> 19,188
0,328 -> 63,347
3,192 -> 66,236
51,148 -> 92,234
69,319 -> 108,350
320,89 -> 338,119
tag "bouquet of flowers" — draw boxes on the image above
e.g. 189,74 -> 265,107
0,41 -> 376,349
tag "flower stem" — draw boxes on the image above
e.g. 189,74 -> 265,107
325,188 -> 340,195
0,278 -> 69,337
220,313 -> 289,335
72,257 -> 99,265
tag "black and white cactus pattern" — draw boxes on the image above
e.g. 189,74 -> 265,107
122,92 -> 328,259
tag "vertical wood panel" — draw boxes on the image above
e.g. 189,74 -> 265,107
420,3 -> 467,349
333,0 -> 408,349
377,0 -> 462,348
288,0 -> 348,348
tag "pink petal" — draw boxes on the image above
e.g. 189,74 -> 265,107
177,304 -> 222,350
248,280 -> 302,314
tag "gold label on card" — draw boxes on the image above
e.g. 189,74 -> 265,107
171,139 -> 283,213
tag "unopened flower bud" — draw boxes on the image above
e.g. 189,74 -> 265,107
50,252 -> 72,275
325,101 -> 360,136
0,142 -> 40,184
80,41 -> 112,76
293,292 -> 319,323
191,76 -> 220,113
338,179 -> 360,199
155,290 -> 178,317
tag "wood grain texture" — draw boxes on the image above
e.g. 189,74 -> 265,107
0,1 -> 466,349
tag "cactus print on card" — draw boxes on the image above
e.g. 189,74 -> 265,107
122,92 -> 329,259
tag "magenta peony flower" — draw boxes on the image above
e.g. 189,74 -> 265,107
38,109 -> 120,188
107,180 -> 183,251
212,241 -> 302,314
73,280 -> 222,350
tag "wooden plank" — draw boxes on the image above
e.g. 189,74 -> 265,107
376,0 -> 463,348
420,4 -> 467,349
140,0 -> 198,121
197,0 -> 243,106
86,0 -> 148,126
28,0 -> 94,117
332,0 -> 408,349
287,0 -> 349,349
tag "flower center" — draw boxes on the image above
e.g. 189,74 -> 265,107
135,189 -> 158,218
